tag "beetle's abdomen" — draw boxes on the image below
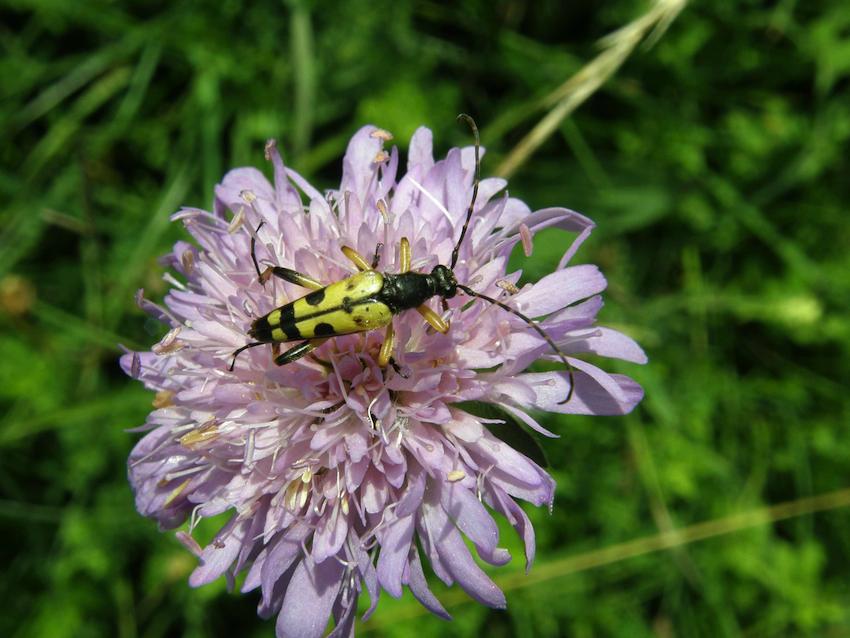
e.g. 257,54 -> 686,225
250,270 -> 393,342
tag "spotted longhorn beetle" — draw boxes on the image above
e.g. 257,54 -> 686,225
230,115 -> 575,403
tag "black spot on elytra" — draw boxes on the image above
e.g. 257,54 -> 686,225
342,296 -> 353,313
305,289 -> 325,306
314,322 -> 335,337
346,282 -> 355,291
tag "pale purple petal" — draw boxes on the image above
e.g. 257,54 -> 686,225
340,125 -> 383,212
376,515 -> 415,597
265,139 -> 302,211
513,265 -> 607,317
348,533 -> 380,620
277,557 -> 345,638
496,399 -> 559,439
405,546 -> 451,620
189,516 -> 249,587
438,480 -> 499,555
408,126 -> 434,173
523,368 -> 645,415
215,167 -> 274,211
313,506 -> 348,561
486,485 -> 537,572
570,326 -> 648,364
327,603 -> 356,638
423,499 -> 506,609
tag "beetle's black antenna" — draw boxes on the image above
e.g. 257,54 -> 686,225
457,284 -> 575,404
250,221 -> 266,282
450,114 -> 480,271
229,341 -> 266,371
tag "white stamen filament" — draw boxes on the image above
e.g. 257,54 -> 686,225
228,206 -> 245,233
243,429 -> 255,468
476,464 -> 496,502
164,465 -> 205,482
408,177 -> 454,225
189,504 -> 204,533
162,272 -> 187,291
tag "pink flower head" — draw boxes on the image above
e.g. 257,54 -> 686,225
122,124 -> 646,636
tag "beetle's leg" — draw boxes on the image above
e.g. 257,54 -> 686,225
252,222 -> 325,288
371,242 -> 383,269
377,322 -> 410,378
399,237 -> 411,273
341,246 -> 372,272
416,304 -> 450,333
259,266 -> 324,290
400,234 -> 448,330
308,349 -> 334,370
274,338 -> 329,366
306,338 -> 331,366
387,357 -> 407,377
378,322 -> 396,367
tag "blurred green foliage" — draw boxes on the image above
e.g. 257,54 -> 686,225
2,0 -> 850,636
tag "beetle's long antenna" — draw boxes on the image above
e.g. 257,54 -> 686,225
450,114 -> 480,271
457,284 -> 575,404
250,221 -> 266,281
229,341 -> 266,371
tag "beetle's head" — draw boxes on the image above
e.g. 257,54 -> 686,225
431,265 -> 457,299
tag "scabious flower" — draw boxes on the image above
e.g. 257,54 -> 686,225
122,125 -> 646,637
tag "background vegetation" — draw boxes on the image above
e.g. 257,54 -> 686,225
2,1 -> 850,636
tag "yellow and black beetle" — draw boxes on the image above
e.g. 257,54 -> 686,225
230,116 -> 575,403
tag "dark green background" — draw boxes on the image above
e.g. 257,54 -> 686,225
2,1 -> 850,636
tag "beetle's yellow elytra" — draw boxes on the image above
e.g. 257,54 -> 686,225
291,302 -> 393,338
261,270 -> 391,341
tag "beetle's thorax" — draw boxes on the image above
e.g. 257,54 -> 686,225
378,266 -> 457,313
